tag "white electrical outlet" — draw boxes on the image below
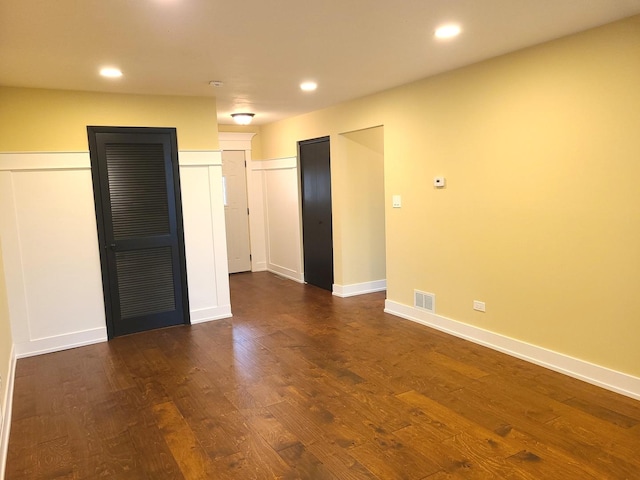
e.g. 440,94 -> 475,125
473,300 -> 486,312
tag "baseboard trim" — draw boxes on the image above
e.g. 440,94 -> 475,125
333,280 -> 387,298
190,305 -> 232,324
14,327 -> 108,359
0,344 -> 17,480
251,261 -> 267,272
384,300 -> 640,401
267,265 -> 304,283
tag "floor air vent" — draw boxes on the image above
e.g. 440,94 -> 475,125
414,290 -> 435,313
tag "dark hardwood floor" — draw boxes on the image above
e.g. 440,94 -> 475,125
6,272 -> 640,479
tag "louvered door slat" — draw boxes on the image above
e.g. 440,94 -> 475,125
115,247 -> 176,319
106,143 -> 170,239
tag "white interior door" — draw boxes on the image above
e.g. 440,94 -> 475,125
222,150 -> 252,273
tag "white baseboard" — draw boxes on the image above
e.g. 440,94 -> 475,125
384,300 -> 640,401
190,305 -> 232,324
0,344 -> 16,480
13,306 -> 234,356
14,327 -> 108,359
251,261 -> 267,272
267,265 -> 304,283
333,280 -> 387,298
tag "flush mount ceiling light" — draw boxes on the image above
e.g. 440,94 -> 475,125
434,24 -> 462,39
99,67 -> 123,78
209,80 -> 224,87
231,113 -> 255,125
300,81 -> 317,92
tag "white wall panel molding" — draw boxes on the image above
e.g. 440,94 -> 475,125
14,327 -> 108,359
1,167 -> 107,347
0,151 -> 90,171
190,305 -> 232,324
0,150 -> 223,170
259,158 -> 303,284
252,156 -> 297,171
178,150 -> 222,167
178,162 -> 231,326
0,172 -> 30,346
252,261 -> 267,272
0,343 -> 15,480
333,280 -> 387,298
384,300 -> 640,401
267,264 -> 305,283
0,151 -> 231,357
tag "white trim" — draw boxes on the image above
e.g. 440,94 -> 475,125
206,165 -> 232,317
267,266 -> 304,284
0,150 -> 222,171
0,344 -> 16,480
0,151 -> 90,171
178,150 -> 222,167
189,305 -> 232,324
252,157 -> 297,171
14,327 -> 108,359
218,132 -> 256,151
333,280 -> 387,298
252,261 -> 267,272
384,300 -> 640,401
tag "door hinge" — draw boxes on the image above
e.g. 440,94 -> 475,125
247,208 -> 250,215
250,254 -> 252,261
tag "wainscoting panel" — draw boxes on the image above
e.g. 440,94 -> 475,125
0,151 -> 231,358
252,157 -> 304,283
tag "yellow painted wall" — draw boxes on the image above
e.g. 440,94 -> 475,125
259,15 -> 640,377
0,240 -> 13,421
0,87 -> 219,151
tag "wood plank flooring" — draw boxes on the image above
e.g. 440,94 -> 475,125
6,271 -> 640,479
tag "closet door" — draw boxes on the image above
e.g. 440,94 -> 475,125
88,126 -> 190,338
299,136 -> 333,291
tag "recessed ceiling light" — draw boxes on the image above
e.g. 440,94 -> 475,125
100,67 -> 123,78
209,80 -> 224,87
434,24 -> 461,39
300,81 -> 317,92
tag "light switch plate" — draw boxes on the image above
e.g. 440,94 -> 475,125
392,195 -> 402,208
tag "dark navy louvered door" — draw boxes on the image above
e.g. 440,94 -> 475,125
88,127 -> 189,338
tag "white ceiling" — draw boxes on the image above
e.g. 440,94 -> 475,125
2,0 -> 640,125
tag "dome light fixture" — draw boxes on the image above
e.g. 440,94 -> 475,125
231,113 -> 255,125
